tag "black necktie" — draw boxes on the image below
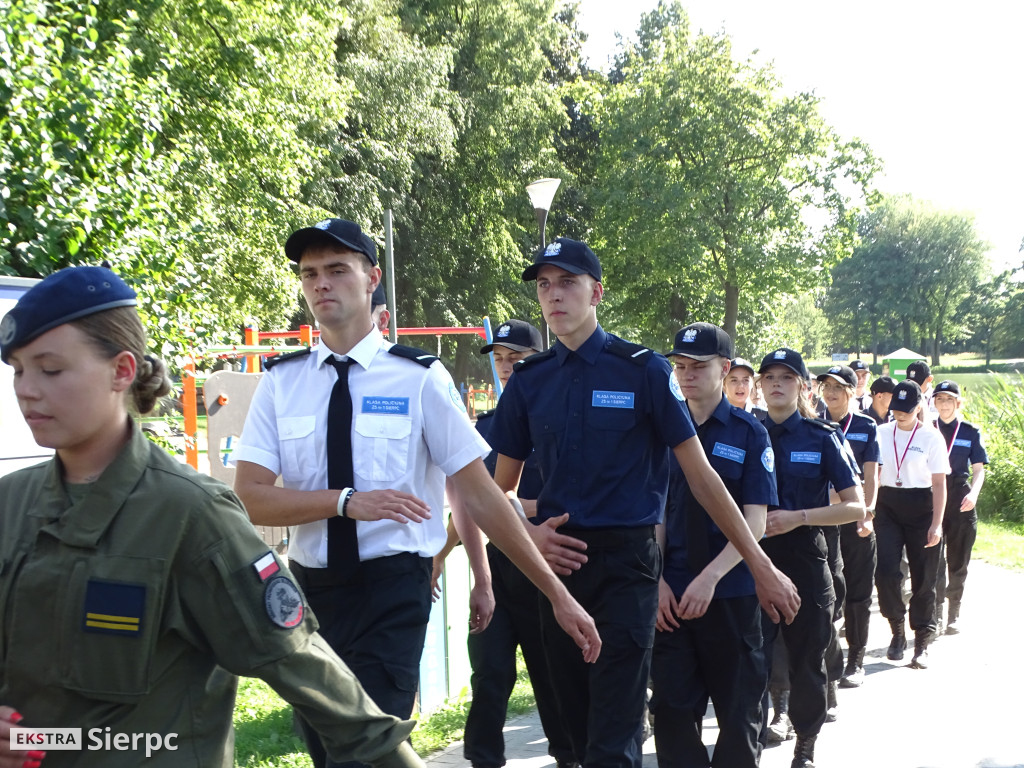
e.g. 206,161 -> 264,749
326,357 -> 359,575
767,422 -> 787,515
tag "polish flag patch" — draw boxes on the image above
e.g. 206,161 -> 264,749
253,552 -> 280,582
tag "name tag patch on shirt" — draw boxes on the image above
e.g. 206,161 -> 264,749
952,439 -> 972,448
846,432 -> 869,442
362,397 -> 410,415
791,451 -> 821,464
592,391 -> 635,409
83,580 -> 145,637
712,442 -> 746,464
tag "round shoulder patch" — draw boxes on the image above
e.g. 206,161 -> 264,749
449,381 -> 467,412
669,370 -> 684,402
761,446 -> 775,473
264,576 -> 304,629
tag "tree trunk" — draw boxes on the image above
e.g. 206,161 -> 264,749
870,318 -> 879,367
902,318 -> 912,349
931,331 -> 941,368
723,282 -> 740,340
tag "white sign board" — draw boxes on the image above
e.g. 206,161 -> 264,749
0,277 -> 53,477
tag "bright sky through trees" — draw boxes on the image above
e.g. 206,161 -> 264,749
577,0 -> 1024,271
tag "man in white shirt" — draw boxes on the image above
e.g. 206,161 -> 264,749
233,219 -> 599,768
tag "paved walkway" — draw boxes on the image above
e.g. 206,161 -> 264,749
425,561 -> 1024,768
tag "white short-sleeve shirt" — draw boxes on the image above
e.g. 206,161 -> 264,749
232,329 -> 489,568
877,421 -> 950,489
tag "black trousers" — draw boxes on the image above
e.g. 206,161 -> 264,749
291,554 -> 432,768
650,595 -> 765,768
936,477 -> 976,608
839,521 -> 877,652
823,525 -> 845,621
875,487 -> 940,635
538,527 -> 660,768
464,544 -> 572,767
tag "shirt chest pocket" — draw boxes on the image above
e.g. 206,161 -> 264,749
586,404 -> 637,432
60,556 -> 165,702
354,414 -> 413,483
710,452 -> 745,482
278,415 -> 319,484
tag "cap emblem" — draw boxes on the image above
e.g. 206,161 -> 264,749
774,350 -> 786,359
0,314 -> 15,346
829,366 -> 840,373
544,242 -> 562,257
314,220 -> 331,230
497,324 -> 510,338
682,329 -> 697,343
899,391 -> 907,400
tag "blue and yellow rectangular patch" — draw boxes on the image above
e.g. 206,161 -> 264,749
83,580 -> 145,637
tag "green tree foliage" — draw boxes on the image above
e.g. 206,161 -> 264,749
590,1 -> 876,350
825,195 -> 991,366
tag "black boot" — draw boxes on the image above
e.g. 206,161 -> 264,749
791,734 -> 817,768
946,600 -> 961,634
910,629 -> 933,669
766,686 -> 794,744
887,620 -> 907,661
825,680 -> 838,722
839,647 -> 865,688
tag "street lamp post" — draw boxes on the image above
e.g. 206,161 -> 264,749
525,178 -> 561,348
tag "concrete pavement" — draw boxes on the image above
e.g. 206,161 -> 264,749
424,560 -> 1024,768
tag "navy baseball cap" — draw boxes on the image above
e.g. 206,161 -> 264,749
870,376 -> 896,394
890,380 -> 923,412
816,365 -> 857,388
665,322 -> 734,361
850,359 -> 869,372
729,357 -> 756,376
285,218 -> 378,266
759,348 -> 809,379
934,380 -> 961,398
522,238 -> 602,282
905,360 -> 931,384
371,283 -> 386,309
480,319 -> 543,354
1,266 -> 138,363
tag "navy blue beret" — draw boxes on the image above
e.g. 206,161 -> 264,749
0,266 -> 137,362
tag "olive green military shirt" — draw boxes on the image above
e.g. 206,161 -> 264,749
0,423 -> 421,768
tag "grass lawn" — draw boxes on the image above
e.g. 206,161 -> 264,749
233,653 -> 536,766
975,519 -> 1024,571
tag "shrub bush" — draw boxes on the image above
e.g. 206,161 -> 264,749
967,378 -> 1024,524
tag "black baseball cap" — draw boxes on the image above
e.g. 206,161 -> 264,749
934,380 -> 961,398
890,380 -> 923,412
905,360 -> 932,384
665,323 -> 734,361
285,218 -> 378,266
729,357 -> 756,376
480,319 -> 543,354
816,365 -> 857,388
850,359 -> 869,372
759,348 -> 809,379
371,283 -> 386,309
1,266 -> 138,363
522,238 -> 602,282
870,376 -> 896,394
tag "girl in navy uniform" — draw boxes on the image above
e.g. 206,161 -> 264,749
931,380 -> 988,635
759,349 -> 864,768
874,380 -> 950,669
816,367 -> 880,688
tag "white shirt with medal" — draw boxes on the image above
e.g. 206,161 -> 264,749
877,420 -> 950,488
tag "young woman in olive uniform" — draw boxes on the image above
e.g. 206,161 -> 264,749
0,267 -> 422,768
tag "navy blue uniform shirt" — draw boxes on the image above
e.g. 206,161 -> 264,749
663,396 -> 778,599
475,409 -> 544,499
761,411 -> 859,602
833,410 -> 880,471
489,325 -> 697,528
937,419 -> 988,478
